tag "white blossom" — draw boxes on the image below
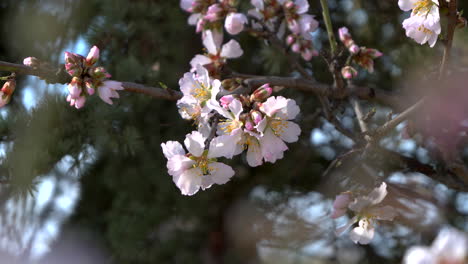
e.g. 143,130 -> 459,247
403,227 -> 467,264
335,182 -> 398,245
161,131 -> 235,196
399,0 -> 441,47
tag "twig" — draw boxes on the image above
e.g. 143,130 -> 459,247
351,97 -> 368,133
439,0 -> 458,79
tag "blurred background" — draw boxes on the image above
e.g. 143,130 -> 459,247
0,0 -> 467,263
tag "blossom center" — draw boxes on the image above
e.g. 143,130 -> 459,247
418,25 -> 433,34
193,82 -> 211,102
413,0 -> 435,16
270,119 -> 288,136
219,119 -> 242,134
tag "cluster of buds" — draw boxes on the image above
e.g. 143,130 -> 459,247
338,27 -> 383,78
286,34 -> 318,61
247,0 -> 284,32
64,46 -> 123,108
181,0 -> 247,35
0,79 -> 16,108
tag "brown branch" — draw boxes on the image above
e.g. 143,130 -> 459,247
439,0 -> 458,79
0,60 -> 182,101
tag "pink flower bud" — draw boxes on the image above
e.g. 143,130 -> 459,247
349,44 -> 360,54
341,66 -> 358,79
291,43 -> 301,53
244,116 -> 254,131
23,57 -> 39,68
86,46 -> 100,67
1,79 -> 16,95
84,78 -> 95,95
204,4 -> 223,22
225,12 -> 248,35
286,34 -> 295,46
68,77 -> 82,99
365,48 -> 383,58
196,19 -> 206,33
250,83 -> 273,102
220,95 -> 235,109
338,27 -> 350,43
301,49 -> 313,61
250,110 -> 263,125
64,51 -> 84,65
91,66 -> 111,79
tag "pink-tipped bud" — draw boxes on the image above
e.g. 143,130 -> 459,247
23,57 -> 39,68
365,48 -> 383,58
91,66 -> 111,80
1,79 -> 16,95
86,46 -> 100,67
286,34 -> 295,46
251,83 -> 273,102
68,77 -> 82,99
64,51 -> 84,65
196,19 -> 206,33
338,27 -> 350,43
349,44 -> 360,54
341,66 -> 358,79
84,78 -> 95,95
204,4 -> 223,22
301,49 -> 313,61
291,42 -> 301,53
220,95 -> 235,109
250,110 -> 263,125
244,116 -> 254,131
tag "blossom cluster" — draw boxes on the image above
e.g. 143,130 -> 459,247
332,182 -> 398,244
399,0 -> 441,47
63,46 -> 124,108
338,27 -> 383,79
161,63 -> 301,195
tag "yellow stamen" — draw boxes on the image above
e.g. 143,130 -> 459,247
413,0 -> 435,16
270,119 -> 289,137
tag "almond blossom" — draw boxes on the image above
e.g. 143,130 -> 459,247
190,30 -> 243,71
403,227 -> 467,264
256,96 -> 301,164
161,131 -> 235,196
335,182 -> 398,245
399,0 -> 441,47
248,0 -> 283,31
225,12 -> 248,35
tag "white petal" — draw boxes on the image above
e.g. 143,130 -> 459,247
368,182 -> 388,205
228,99 -> 243,119
208,162 -> 235,185
184,131 -> 206,157
251,0 -> 264,10
220,40 -> 243,58
431,227 -> 468,260
161,141 -> 186,159
259,129 -> 288,163
188,13 -> 200,25
349,220 -> 375,244
278,120 -> 301,143
175,168 -> 202,195
403,246 -> 436,264
167,155 -> 194,177
246,136 -> 263,167
398,0 -> 419,11
208,130 -> 243,159
202,30 -> 219,55
295,0 -> 309,14
190,55 -> 212,69
260,96 -> 289,117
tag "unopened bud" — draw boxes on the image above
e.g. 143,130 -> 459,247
1,79 -> 15,95
349,44 -> 360,54
204,4 -> 223,22
84,78 -> 95,95
85,46 -> 100,67
68,77 -> 82,99
90,66 -> 111,79
244,116 -> 254,131
23,57 -> 39,68
250,110 -> 263,125
286,34 -> 295,46
291,42 -> 301,53
250,83 -> 273,102
341,66 -> 358,79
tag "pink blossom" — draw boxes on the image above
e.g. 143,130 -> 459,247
98,80 -> 124,105
85,45 -> 100,67
225,13 -> 248,35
